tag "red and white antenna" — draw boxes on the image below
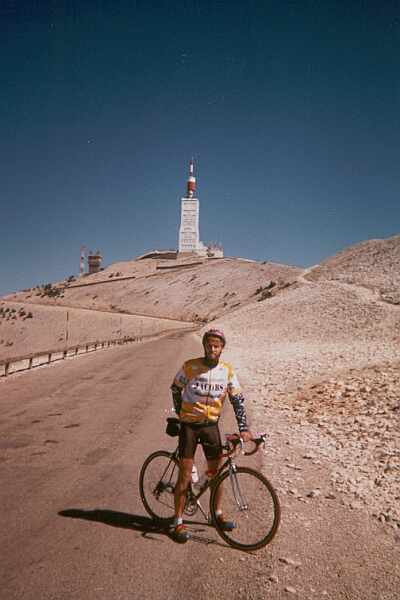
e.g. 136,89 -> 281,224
80,245 -> 87,276
186,158 -> 196,198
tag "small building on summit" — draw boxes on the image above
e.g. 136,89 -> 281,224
87,250 -> 103,274
178,160 -> 224,258
205,242 -> 224,258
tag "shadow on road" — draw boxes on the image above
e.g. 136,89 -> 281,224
58,508 -> 223,547
59,508 -> 166,534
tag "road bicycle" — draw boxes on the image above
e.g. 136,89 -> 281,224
139,420 -> 280,551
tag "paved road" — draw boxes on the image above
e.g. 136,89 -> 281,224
2,330 -> 399,600
12,298 -> 195,323
0,331 -> 254,600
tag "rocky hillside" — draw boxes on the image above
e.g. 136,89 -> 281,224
0,255 -> 300,360
306,234 -> 400,304
2,235 -> 400,533
288,363 -> 400,528
5,255 -> 301,322
207,238 -> 400,532
0,301 -> 192,362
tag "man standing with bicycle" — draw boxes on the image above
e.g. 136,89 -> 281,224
170,328 -> 252,543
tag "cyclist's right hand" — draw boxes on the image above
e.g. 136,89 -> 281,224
240,430 -> 253,443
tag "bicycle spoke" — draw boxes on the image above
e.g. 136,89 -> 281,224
230,470 -> 249,510
210,467 -> 280,551
139,451 -> 178,521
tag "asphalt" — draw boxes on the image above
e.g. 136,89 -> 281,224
0,331 -> 221,599
1,330 -> 399,600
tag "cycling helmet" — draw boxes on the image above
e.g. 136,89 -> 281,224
202,328 -> 226,347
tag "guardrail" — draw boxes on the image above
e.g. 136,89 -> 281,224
0,335 -> 142,378
0,325 -> 200,379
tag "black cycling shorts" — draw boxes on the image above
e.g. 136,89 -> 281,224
178,422 -> 222,461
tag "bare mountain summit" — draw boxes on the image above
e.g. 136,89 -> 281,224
1,237 -> 400,597
306,234 -> 400,304
5,255 -> 300,322
1,255 -> 300,359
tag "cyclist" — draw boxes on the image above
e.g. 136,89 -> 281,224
170,328 -> 252,543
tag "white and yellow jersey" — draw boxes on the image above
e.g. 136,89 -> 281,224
172,357 -> 243,425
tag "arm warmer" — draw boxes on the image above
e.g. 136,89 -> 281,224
229,392 -> 249,432
171,383 -> 183,415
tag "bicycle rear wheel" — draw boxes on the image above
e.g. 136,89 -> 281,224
139,450 -> 178,522
209,466 -> 280,551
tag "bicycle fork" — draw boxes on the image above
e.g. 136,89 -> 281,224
195,497 -> 209,520
229,463 -> 248,511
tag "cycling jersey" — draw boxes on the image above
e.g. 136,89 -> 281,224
171,357 -> 248,432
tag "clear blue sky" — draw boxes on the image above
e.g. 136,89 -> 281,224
1,1 -> 399,295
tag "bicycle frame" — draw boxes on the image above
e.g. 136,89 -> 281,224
140,431 -> 280,551
176,446 -> 247,520
150,434 -> 266,520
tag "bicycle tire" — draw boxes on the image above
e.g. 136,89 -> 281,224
139,450 -> 179,522
209,466 -> 280,551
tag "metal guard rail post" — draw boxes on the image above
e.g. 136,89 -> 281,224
0,325 -> 198,378
0,335 -> 143,378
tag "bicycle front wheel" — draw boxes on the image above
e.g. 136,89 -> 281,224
139,450 -> 178,522
210,466 -> 280,551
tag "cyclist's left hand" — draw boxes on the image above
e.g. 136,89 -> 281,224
240,430 -> 253,443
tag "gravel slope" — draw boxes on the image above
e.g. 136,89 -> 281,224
306,234 -> 400,305
4,256 -> 300,322
208,269 -> 400,537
